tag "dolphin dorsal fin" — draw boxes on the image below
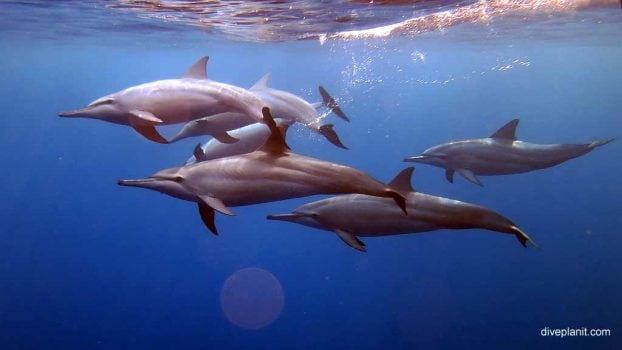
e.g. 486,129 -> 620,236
183,56 -> 208,79
250,72 -> 271,90
388,167 -> 415,193
490,119 -> 519,140
258,107 -> 290,154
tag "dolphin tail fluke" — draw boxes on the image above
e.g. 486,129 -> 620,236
511,226 -> 539,249
131,124 -> 169,144
386,190 -> 408,215
319,86 -> 350,122
319,124 -> 348,149
589,138 -> 615,149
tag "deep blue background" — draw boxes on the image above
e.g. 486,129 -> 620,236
0,9 -> 621,350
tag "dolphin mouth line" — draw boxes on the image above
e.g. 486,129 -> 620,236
118,175 -> 182,187
266,213 -> 306,221
404,155 -> 428,162
117,178 -> 159,187
58,110 -> 84,117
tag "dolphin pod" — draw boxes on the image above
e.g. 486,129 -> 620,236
405,119 -> 614,186
118,108 -> 407,235
59,56 -> 266,144
168,73 -> 349,149
267,168 -> 536,252
60,55 -> 614,251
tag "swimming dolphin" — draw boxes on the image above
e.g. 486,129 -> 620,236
185,118 -> 293,165
58,56 -> 266,144
168,74 -> 349,148
267,168 -> 536,252
405,119 -> 615,186
118,108 -> 406,235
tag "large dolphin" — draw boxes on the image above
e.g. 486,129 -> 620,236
59,56 -> 266,144
168,74 -> 349,148
118,108 -> 406,235
267,168 -> 536,252
405,119 -> 615,186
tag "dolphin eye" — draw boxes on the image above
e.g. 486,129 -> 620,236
174,176 -> 183,183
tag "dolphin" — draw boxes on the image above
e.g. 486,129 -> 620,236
59,56 -> 266,144
118,108 -> 406,235
405,119 -> 615,186
185,118 -> 293,165
168,74 -> 349,148
267,167 -> 536,252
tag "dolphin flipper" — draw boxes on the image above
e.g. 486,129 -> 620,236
319,124 -> 348,149
197,194 -> 233,216
130,124 -> 168,144
198,202 -> 218,235
319,86 -> 349,122
458,169 -> 483,186
445,169 -> 455,183
212,130 -> 240,144
193,143 -> 208,162
335,229 -> 366,252
129,110 -> 164,125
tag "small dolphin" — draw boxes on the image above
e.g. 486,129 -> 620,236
185,118 -> 293,165
118,108 -> 406,235
168,74 -> 349,148
59,56 -> 266,144
405,119 -> 615,186
267,168 -> 536,252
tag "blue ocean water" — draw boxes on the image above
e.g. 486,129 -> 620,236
0,1 -> 621,349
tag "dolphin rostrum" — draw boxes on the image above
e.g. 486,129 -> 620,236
59,56 -> 266,144
267,168 -> 536,252
405,119 -> 614,186
118,108 -> 406,235
186,118 -> 293,165
168,74 -> 349,148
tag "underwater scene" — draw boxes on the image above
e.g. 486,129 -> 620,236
0,1 -> 621,349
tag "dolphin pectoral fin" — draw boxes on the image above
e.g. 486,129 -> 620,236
193,143 -> 208,162
457,169 -> 483,186
490,119 -> 519,140
258,107 -> 290,154
197,202 -> 218,235
334,229 -> 366,252
129,110 -> 164,125
445,169 -> 455,183
250,72 -> 271,90
131,124 -> 169,144
319,124 -> 348,149
319,86 -> 349,122
388,167 -> 415,193
183,56 -> 208,79
197,194 -> 233,216
212,130 -> 239,144
311,102 -> 323,109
